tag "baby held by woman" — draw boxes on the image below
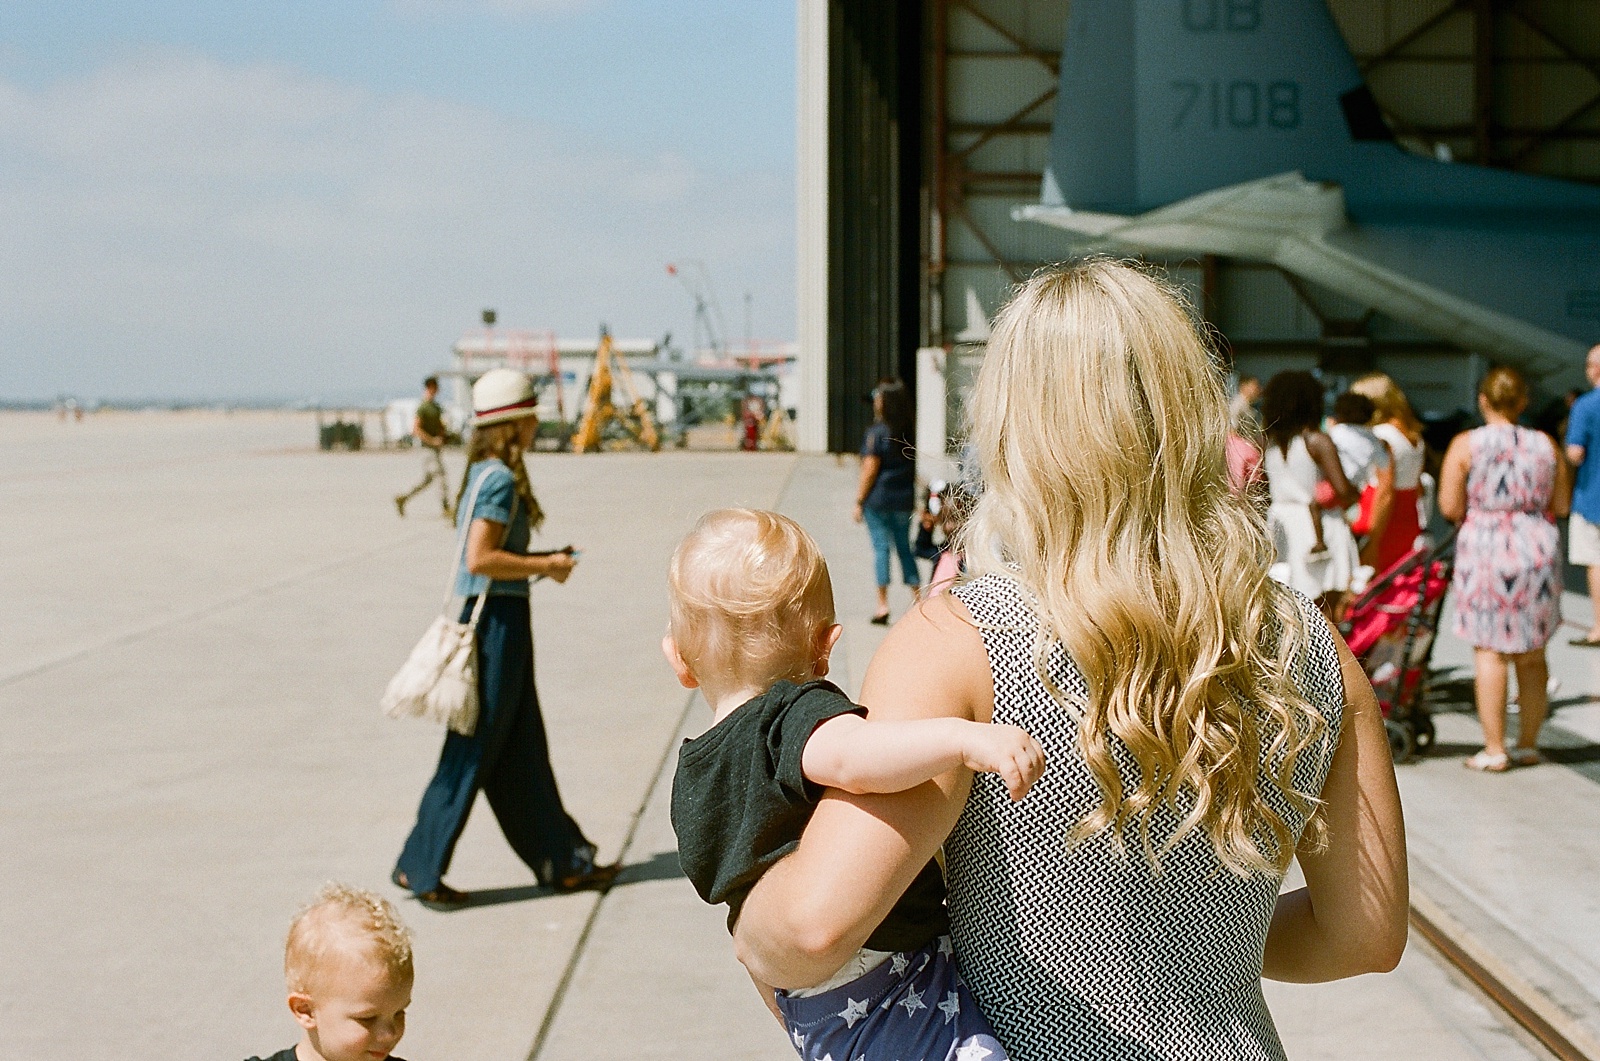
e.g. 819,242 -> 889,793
663,508 -> 1042,1061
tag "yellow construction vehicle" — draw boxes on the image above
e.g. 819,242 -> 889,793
572,330 -> 661,453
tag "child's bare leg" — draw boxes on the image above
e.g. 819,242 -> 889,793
747,968 -> 786,1028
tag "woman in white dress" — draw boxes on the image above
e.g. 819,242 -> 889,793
1260,371 -> 1360,615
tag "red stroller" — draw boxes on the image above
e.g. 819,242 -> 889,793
1336,530 -> 1456,761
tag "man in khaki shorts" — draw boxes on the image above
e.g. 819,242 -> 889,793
394,376 -> 453,519
1565,345 -> 1600,645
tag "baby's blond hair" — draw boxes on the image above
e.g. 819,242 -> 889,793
668,509 -> 835,688
284,882 -> 413,995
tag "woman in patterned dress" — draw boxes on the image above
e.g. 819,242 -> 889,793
1438,366 -> 1571,772
731,261 -> 1408,1061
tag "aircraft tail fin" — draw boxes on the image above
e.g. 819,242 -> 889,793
1048,0 -> 1389,214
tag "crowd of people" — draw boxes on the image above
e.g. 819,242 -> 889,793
1227,345 -> 1598,776
251,260 -> 1594,1061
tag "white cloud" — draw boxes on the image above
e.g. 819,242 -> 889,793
0,53 -> 793,400
620,153 -> 700,205
388,0 -> 602,18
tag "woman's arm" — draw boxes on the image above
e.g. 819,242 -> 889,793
1263,619 -> 1408,982
1362,448 -> 1397,554
1305,431 -> 1359,508
1550,434 -> 1573,518
733,594 -> 994,988
854,455 -> 881,523
465,519 -> 576,583
1435,434 -> 1472,524
1358,453 -> 1396,566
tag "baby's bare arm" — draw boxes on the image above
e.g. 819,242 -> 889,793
801,714 -> 1044,801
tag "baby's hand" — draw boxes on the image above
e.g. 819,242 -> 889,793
961,723 -> 1045,801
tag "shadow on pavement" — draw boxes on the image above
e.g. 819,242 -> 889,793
417,851 -> 688,912
612,850 -> 686,887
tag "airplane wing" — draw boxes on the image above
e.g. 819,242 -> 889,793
1018,173 -> 1582,376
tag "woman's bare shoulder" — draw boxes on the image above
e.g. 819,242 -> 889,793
860,590 -> 994,723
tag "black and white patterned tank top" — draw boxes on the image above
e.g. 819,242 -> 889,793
948,573 -> 1344,1061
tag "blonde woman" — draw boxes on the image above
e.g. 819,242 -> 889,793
731,262 -> 1407,1060
1351,373 -> 1427,571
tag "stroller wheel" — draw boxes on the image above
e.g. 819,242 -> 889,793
1412,713 -> 1436,753
1384,719 -> 1416,764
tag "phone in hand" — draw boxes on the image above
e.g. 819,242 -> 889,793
527,546 -> 578,583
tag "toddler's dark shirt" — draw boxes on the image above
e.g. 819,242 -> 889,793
248,1050 -> 409,1061
669,678 -> 950,952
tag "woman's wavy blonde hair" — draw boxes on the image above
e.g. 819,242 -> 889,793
960,259 -> 1331,876
1351,372 -> 1423,440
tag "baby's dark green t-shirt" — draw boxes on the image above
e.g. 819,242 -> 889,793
669,678 -> 950,952
247,1051 -> 409,1061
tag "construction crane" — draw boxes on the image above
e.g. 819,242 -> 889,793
571,328 -> 661,453
666,261 -> 730,356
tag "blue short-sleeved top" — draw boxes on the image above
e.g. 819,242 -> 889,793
1567,390 -> 1600,522
454,459 -> 531,598
860,422 -> 916,511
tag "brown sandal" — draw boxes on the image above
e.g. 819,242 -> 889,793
392,870 -> 471,909
553,861 -> 622,894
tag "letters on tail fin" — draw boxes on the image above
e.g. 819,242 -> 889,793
1046,0 -> 1394,215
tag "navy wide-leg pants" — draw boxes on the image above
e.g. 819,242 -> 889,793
395,595 -> 591,892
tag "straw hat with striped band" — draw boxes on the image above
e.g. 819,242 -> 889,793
471,368 -> 540,428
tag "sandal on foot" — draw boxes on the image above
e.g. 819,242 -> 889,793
391,870 -> 470,909
416,883 -> 470,910
554,861 -> 622,894
1509,747 -> 1544,767
870,612 -> 890,626
1464,750 -> 1510,773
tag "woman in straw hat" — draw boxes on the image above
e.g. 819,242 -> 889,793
393,369 -> 618,907
731,261 -> 1406,1060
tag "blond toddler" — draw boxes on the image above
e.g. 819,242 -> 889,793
246,883 -> 414,1061
664,508 -> 1042,1061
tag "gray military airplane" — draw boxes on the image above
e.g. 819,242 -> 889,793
1018,0 -> 1600,382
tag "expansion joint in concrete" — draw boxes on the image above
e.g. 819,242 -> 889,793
525,688 -> 702,1061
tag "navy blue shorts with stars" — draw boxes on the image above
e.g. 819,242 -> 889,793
774,936 -> 1010,1061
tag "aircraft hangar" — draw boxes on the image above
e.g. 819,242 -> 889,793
795,0 -> 1600,453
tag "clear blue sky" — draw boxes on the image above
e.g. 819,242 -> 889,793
0,0 -> 796,401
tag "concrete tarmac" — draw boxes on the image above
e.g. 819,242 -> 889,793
0,411 -> 1586,1061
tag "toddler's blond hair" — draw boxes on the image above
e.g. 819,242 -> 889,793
284,882 -> 413,995
668,509 -> 835,687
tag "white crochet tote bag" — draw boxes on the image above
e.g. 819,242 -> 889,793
381,472 -> 512,736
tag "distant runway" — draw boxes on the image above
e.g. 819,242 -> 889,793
2,411 -> 1594,1061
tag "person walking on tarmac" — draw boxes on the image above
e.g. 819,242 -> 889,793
392,369 -> 619,907
395,376 -> 453,519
